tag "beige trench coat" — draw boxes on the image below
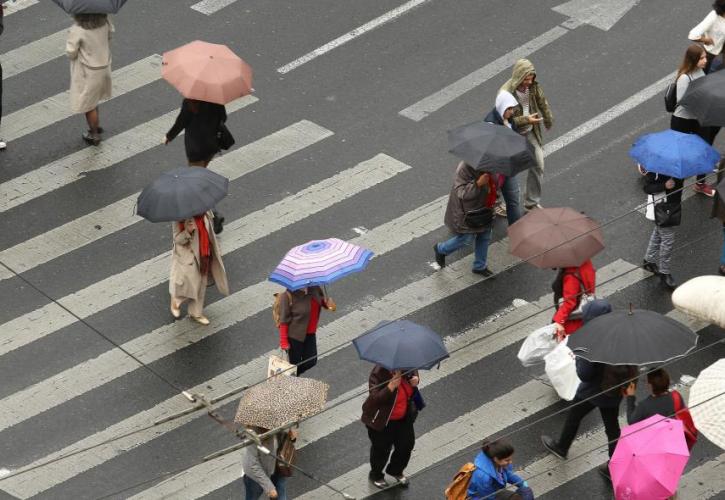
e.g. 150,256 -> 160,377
66,20 -> 113,114
169,213 -> 229,300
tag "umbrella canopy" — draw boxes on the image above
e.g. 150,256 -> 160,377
672,275 -> 725,329
353,320 -> 449,370
678,70 -> 725,126
136,167 -> 228,223
51,0 -> 126,13
689,359 -> 725,450
629,130 -> 720,178
609,415 -> 689,500
507,207 -> 604,269
269,238 -> 373,291
162,41 -> 253,105
567,308 -> 698,365
447,121 -> 537,176
234,376 -> 329,430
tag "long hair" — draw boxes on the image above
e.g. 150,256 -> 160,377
676,44 -> 705,79
74,13 -> 108,30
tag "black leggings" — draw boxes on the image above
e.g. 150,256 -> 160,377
558,398 -> 621,457
288,333 -> 317,376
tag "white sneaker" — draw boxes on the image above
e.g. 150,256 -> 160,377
0,141 -> 6,150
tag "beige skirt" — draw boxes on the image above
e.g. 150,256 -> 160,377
69,60 -> 112,114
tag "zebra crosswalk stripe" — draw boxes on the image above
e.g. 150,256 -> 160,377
3,0 -> 38,15
1,29 -> 68,80
678,451 -> 725,499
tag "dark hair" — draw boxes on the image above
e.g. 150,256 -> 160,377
714,0 -> 725,16
601,365 -> 637,397
676,44 -> 706,79
647,369 -> 671,395
482,438 -> 515,460
74,13 -> 108,30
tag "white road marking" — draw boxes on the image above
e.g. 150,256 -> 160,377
0,95 -> 257,214
0,119 -> 331,352
277,0 -> 432,74
678,452 -> 725,499
2,54 -> 162,142
398,26 -> 568,121
0,155 -> 410,433
189,0 -> 236,15
1,29 -> 68,80
3,0 -> 37,15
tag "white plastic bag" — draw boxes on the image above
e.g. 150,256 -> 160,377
517,324 -> 558,367
544,340 -> 581,401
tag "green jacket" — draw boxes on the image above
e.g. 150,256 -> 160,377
500,59 -> 553,145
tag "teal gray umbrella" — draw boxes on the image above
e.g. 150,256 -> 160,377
136,167 -> 228,223
353,320 -> 449,370
448,121 -> 537,176
51,0 -> 127,14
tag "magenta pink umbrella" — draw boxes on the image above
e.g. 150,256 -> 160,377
609,414 -> 690,499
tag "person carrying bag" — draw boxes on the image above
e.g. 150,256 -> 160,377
642,172 -> 683,290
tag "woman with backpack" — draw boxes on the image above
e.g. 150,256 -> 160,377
465,438 -> 533,500
551,259 -> 596,339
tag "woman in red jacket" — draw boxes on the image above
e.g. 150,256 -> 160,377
552,259 -> 596,339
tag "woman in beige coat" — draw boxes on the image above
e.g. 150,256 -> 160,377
66,14 -> 113,146
169,211 -> 229,325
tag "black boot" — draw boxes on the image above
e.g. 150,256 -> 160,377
541,435 -> 567,459
642,260 -> 658,274
660,273 -> 677,290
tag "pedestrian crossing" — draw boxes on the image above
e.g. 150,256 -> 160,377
1,4 -> 724,499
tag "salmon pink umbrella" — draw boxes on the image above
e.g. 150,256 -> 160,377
162,41 -> 253,105
609,415 -> 689,500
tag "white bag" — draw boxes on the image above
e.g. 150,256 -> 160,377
645,193 -> 664,221
268,351 -> 297,378
544,340 -> 581,401
517,324 -> 558,367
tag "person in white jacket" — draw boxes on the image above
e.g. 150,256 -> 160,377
689,0 -> 725,73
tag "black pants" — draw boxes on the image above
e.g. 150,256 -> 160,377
558,398 -> 621,457
367,419 -> 415,480
670,115 -> 710,183
288,333 -> 317,376
1,60 -> 3,128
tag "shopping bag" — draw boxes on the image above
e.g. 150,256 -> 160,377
517,324 -> 558,367
268,351 -> 297,378
544,340 -> 580,401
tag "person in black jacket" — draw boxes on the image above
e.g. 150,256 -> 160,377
642,172 -> 684,289
625,368 -> 676,424
164,98 -> 228,233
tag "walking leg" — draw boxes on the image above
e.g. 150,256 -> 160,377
644,225 -> 662,267
524,135 -> 545,209
188,273 -> 208,318
472,227 -> 492,272
599,406 -> 621,458
436,233 -> 474,257
367,426 -> 394,481
657,226 -> 676,276
557,399 -> 596,454
385,419 -> 415,477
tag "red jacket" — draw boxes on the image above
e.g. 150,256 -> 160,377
552,260 -> 596,335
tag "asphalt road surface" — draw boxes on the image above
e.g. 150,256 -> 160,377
1,0 -> 724,499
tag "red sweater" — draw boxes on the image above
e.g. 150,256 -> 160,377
389,379 -> 413,421
552,260 -> 596,335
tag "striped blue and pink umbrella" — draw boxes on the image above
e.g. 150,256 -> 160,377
269,238 -> 373,291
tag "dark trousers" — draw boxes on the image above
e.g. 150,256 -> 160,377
1,60 -> 3,127
558,398 -> 621,457
670,115 -> 710,183
367,419 -> 415,480
288,333 -> 317,376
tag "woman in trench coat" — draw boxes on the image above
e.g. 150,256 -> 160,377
169,211 -> 229,325
66,14 -> 113,146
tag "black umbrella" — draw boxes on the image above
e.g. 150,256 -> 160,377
718,176 -> 725,204
678,70 -> 725,127
567,308 -> 698,366
137,167 -> 228,223
448,121 -> 537,176
51,0 -> 127,14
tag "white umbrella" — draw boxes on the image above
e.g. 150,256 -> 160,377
672,276 -> 725,329
689,359 -> 725,450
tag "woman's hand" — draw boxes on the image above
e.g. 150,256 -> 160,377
476,173 -> 490,188
527,113 -> 543,124
553,322 -> 566,342
268,488 -> 278,499
323,297 -> 337,311
388,371 -> 402,391
700,36 -> 714,45
408,375 -> 420,387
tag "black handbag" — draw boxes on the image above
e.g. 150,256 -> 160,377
654,201 -> 681,227
464,207 -> 494,228
217,123 -> 235,150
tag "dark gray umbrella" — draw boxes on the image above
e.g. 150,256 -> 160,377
678,70 -> 725,127
718,176 -> 725,204
448,121 -> 537,176
567,308 -> 698,366
353,320 -> 449,370
137,167 -> 228,223
51,0 -> 127,14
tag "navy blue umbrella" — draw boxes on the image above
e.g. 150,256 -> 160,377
353,320 -> 449,371
629,130 -> 720,178
51,0 -> 127,14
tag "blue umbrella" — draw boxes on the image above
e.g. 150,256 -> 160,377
353,320 -> 449,371
629,130 -> 720,178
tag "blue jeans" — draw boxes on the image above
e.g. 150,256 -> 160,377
436,228 -> 492,271
721,224 -> 725,266
243,473 -> 287,500
500,175 -> 522,225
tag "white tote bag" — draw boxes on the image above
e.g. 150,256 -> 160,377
517,324 -> 558,367
544,340 -> 581,401
268,351 -> 297,378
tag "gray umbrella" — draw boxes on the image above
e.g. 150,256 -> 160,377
136,167 -> 228,223
51,0 -> 127,14
678,70 -> 725,127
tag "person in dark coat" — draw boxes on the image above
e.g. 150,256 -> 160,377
643,172 -> 684,289
164,98 -> 229,234
625,369 -> 677,424
551,259 -> 596,339
541,300 -> 638,479
712,161 -> 725,275
361,365 -> 420,489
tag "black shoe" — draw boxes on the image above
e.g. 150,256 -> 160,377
541,435 -> 567,459
370,477 -> 389,489
642,260 -> 659,274
597,462 -> 611,480
433,244 -> 446,268
472,267 -> 494,278
213,213 -> 224,235
390,474 -> 409,487
719,265 -> 725,276
660,273 -> 677,290
82,131 -> 101,146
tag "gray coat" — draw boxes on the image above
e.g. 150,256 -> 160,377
241,433 -> 278,495
278,286 -> 326,342
443,162 -> 493,234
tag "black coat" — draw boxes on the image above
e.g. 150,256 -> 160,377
643,172 -> 683,205
574,359 -> 622,409
166,99 -> 227,162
